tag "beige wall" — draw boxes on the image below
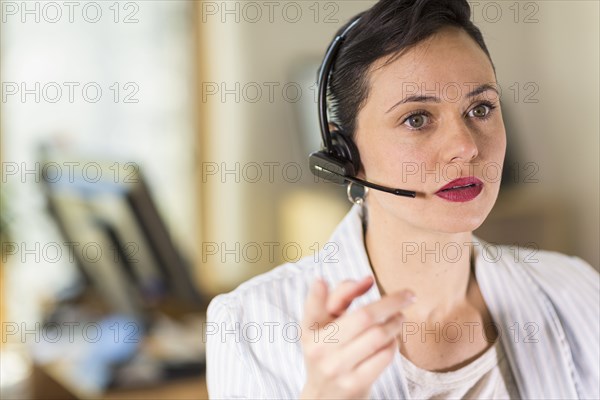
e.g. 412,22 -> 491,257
196,1 -> 599,294
479,1 -> 599,267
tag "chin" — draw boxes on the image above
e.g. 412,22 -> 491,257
428,200 -> 493,234
438,217 -> 486,234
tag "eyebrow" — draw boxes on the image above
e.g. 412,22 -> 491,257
385,83 -> 500,114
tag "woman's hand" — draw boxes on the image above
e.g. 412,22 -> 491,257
299,276 -> 416,399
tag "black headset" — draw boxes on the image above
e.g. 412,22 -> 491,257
308,15 -> 417,198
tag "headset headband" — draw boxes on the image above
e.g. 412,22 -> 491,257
317,15 -> 362,153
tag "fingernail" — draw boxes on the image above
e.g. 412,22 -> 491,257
361,275 -> 373,282
312,277 -> 325,290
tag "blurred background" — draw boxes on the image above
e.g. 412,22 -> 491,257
1,0 -> 598,399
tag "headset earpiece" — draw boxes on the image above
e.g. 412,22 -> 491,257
330,127 -> 361,175
309,122 -> 361,184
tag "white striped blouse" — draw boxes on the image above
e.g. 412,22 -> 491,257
206,204 -> 600,399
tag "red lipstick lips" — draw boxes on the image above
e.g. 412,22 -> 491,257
435,177 -> 483,202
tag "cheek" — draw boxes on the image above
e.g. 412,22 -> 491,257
479,128 -> 507,172
481,117 -> 507,155
399,149 -> 436,185
494,131 -> 507,161
375,145 -> 433,185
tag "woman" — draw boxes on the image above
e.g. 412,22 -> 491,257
206,0 -> 599,398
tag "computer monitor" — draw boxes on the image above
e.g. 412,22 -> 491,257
41,157 -> 203,322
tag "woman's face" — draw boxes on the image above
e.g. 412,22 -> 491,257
355,26 -> 506,234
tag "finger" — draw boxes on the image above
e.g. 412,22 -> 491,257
333,290 -> 416,344
335,313 -> 405,373
326,276 -> 374,317
302,277 -> 330,330
345,339 -> 398,388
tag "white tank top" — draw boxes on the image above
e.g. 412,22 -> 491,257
400,340 -> 521,399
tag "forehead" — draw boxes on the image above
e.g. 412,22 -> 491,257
367,26 -> 496,99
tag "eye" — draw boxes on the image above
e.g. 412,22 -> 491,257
468,103 -> 494,118
403,113 -> 429,129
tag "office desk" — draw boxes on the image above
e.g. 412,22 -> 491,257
32,363 -> 208,400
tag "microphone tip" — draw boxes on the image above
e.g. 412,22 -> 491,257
394,189 -> 417,198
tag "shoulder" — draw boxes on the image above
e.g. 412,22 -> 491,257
475,237 -> 598,297
475,238 -> 599,338
512,247 -> 599,331
205,255 -> 320,398
502,244 -> 599,299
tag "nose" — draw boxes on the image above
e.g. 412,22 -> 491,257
444,118 -> 479,163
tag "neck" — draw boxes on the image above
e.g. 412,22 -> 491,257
362,203 -> 476,322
